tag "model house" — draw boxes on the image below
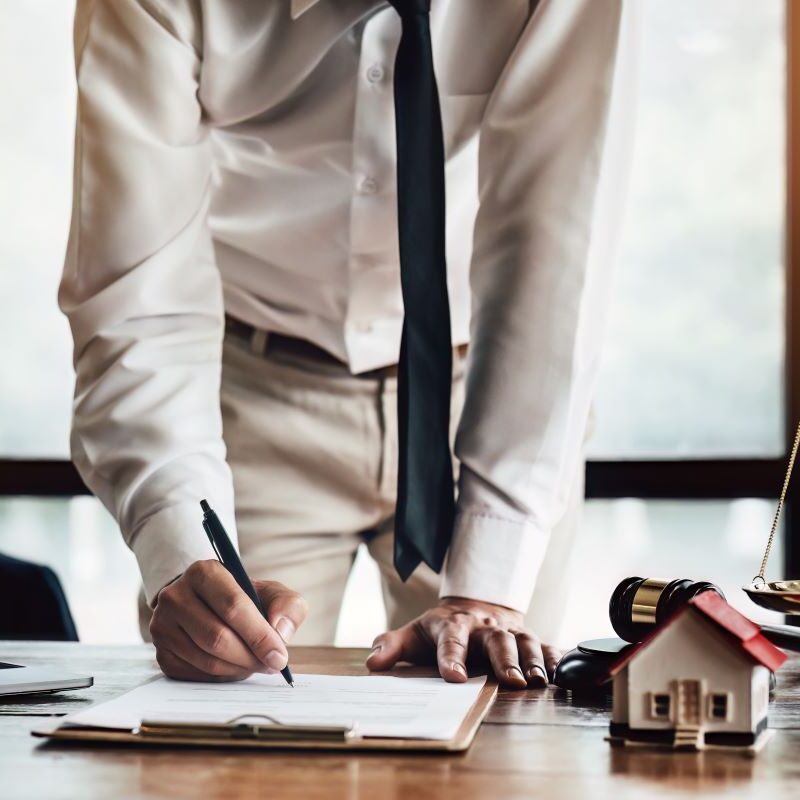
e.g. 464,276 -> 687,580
608,591 -> 787,752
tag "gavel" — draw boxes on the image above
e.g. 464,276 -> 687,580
609,577 -> 800,649
553,576 -> 800,691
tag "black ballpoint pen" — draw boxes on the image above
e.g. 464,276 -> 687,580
200,499 -> 295,687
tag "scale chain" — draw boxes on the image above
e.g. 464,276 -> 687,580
755,420 -> 800,584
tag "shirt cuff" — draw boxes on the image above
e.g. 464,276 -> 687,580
129,500 -> 238,606
439,510 -> 549,613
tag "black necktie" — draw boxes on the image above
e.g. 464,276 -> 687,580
388,0 -> 455,581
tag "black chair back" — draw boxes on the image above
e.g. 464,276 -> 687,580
0,553 -> 78,641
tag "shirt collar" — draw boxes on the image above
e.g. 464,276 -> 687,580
291,0 -> 322,19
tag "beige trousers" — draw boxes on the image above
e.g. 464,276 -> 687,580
141,333 -> 583,644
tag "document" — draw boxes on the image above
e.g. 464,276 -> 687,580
63,673 -> 487,740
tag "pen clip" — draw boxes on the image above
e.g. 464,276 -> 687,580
138,714 -> 356,742
226,713 -> 284,726
223,714 -> 355,740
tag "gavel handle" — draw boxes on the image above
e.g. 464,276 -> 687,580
761,624 -> 800,652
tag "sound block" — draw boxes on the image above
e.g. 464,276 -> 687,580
553,638 -> 631,693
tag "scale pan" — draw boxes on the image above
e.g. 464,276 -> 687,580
742,580 -> 800,614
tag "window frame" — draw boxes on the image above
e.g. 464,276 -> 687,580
0,3 -> 798,591
708,692 -> 730,721
651,692 -> 672,720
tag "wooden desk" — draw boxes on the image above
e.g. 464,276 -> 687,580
1,642 -> 799,800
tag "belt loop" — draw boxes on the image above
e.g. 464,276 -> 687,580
250,329 -> 269,357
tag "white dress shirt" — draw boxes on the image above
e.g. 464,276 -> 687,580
61,0 -> 637,610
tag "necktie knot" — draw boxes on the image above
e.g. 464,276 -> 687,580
388,0 -> 430,19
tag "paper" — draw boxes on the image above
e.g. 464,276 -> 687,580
63,673 -> 487,740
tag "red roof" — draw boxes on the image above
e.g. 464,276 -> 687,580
609,590 -> 788,676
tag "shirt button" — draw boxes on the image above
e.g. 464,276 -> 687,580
366,64 -> 385,83
359,177 -> 378,195
355,320 -> 374,333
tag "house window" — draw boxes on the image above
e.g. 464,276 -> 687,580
651,693 -> 671,719
709,693 -> 730,720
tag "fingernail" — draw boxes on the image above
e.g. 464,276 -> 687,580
527,665 -> 548,685
507,666 -> 525,683
452,663 -> 466,676
265,650 -> 287,671
275,617 -> 295,643
369,645 -> 382,658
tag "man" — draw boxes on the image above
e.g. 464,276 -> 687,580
62,0 -> 634,688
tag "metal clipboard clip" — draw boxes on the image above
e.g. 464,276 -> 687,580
137,713 -> 357,743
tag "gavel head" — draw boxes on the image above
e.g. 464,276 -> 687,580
609,577 -> 725,643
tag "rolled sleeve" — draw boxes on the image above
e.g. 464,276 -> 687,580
440,510 -> 549,613
131,503 -> 216,606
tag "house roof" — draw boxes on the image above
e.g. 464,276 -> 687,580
609,590 -> 788,676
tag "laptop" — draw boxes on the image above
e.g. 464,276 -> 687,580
0,661 -> 92,696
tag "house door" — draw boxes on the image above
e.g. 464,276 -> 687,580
676,679 -> 701,726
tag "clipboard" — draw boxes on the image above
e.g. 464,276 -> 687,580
33,680 -> 497,753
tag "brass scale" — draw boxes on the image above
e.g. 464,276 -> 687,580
742,421 -> 800,614
552,428 -> 800,692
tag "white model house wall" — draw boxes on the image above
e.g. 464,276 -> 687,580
751,665 -> 770,725
624,612 -> 760,733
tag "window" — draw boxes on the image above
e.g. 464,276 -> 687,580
583,0 -> 799,628
589,0 -> 785,459
709,693 -> 730,720
0,2 -> 75,459
560,500 -> 785,645
651,693 -> 672,719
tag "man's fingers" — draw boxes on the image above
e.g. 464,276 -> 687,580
257,580 -> 309,644
156,639 -> 252,682
162,588 -> 264,672
156,648 -> 206,681
435,621 -> 470,683
171,627 -> 256,680
542,644 -> 562,681
360,599 -> 557,692
514,631 -> 547,687
185,561 -> 287,672
476,628 -> 527,688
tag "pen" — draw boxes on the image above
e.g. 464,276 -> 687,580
200,499 -> 295,687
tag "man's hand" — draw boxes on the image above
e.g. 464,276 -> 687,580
150,560 -> 308,681
366,597 -> 561,689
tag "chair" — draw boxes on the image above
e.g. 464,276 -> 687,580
0,553 -> 78,641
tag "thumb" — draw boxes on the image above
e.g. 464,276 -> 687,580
366,622 -> 428,671
256,580 -> 309,644
366,629 -> 407,671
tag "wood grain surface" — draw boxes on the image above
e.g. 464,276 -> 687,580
1,642 -> 799,800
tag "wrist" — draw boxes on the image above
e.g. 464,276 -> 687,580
438,596 -> 524,619
151,573 -> 182,609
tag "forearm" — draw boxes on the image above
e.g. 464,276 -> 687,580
65,263 -> 236,604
